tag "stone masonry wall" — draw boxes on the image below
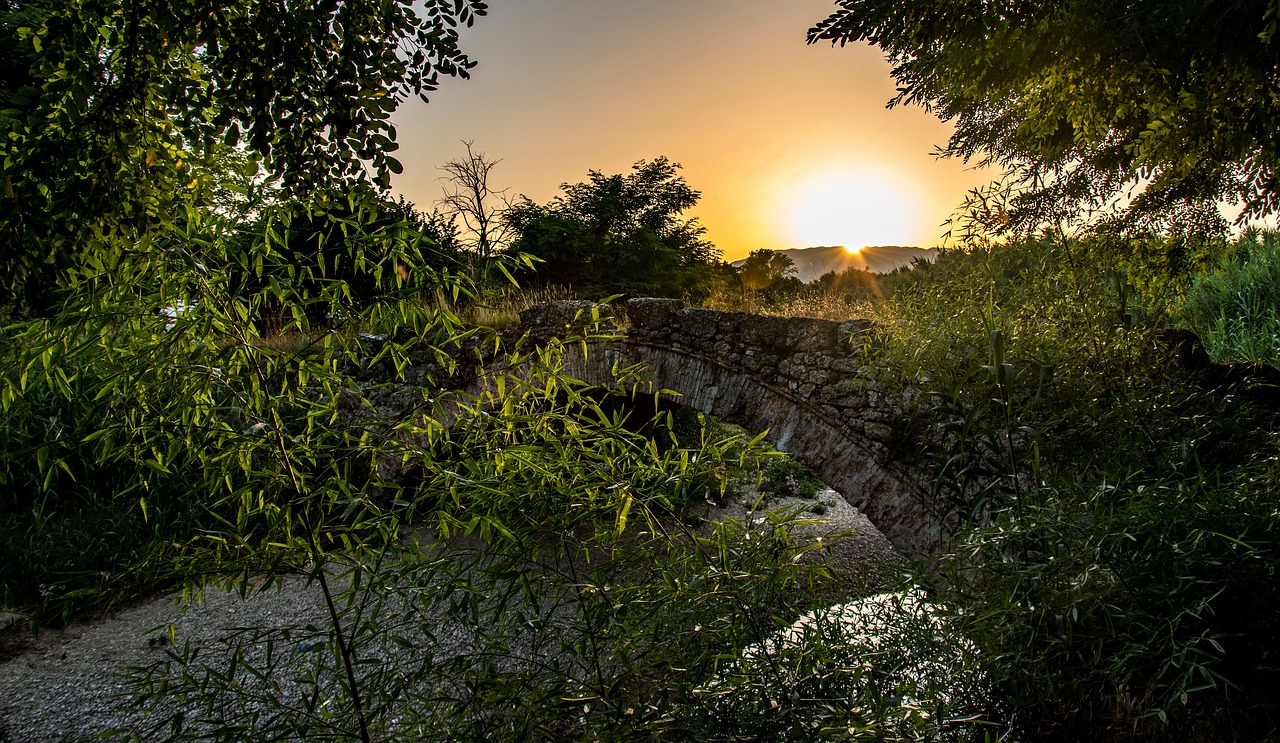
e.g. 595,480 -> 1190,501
517,298 -> 940,556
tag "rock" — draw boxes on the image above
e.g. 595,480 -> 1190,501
518,300 -> 614,336
707,590 -> 1000,738
625,297 -> 683,333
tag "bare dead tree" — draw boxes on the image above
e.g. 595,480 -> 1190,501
436,141 -> 514,261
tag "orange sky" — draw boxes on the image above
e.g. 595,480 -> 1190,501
390,0 -> 998,262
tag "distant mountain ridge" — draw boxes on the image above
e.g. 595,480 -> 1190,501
731,245 -> 937,284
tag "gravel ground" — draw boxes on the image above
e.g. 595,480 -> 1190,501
0,490 -> 896,742
0,578 -> 335,742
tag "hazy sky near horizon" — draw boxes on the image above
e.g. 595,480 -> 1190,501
390,0 -> 997,262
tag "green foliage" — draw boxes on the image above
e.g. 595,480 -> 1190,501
1181,228 -> 1280,365
809,266 -> 883,305
0,344 -> 209,613
758,455 -> 826,502
888,235 -> 1272,508
740,249 -> 799,294
417,353 -> 746,540
0,0 -> 54,107
506,157 -> 723,299
872,234 -> 1137,416
384,195 -> 468,261
0,0 -> 485,315
1110,232 -> 1232,316
876,235 -> 1280,739
0,183 -> 466,618
226,185 -> 468,332
947,469 -> 1280,740
810,0 -> 1280,233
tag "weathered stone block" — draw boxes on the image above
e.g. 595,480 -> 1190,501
831,358 -> 862,374
789,318 -> 842,352
678,308 -> 721,341
626,297 -> 684,333
863,422 -> 895,441
742,314 -> 796,352
519,300 -> 610,334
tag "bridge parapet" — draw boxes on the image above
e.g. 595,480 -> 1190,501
622,299 -> 904,444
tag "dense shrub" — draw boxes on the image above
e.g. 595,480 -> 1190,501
0,186 -> 468,624
946,471 -> 1280,741
758,455 -> 826,501
875,235 -> 1280,740
1181,228 -> 1280,365
0,341 -> 209,614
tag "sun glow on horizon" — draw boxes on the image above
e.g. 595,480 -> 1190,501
784,172 -> 916,250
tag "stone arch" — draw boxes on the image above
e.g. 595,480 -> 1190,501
555,338 -> 940,556
504,299 -> 941,555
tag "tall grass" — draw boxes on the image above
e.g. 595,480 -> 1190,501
761,293 -> 880,322
1181,228 -> 1280,365
445,284 -> 577,328
701,276 -> 881,322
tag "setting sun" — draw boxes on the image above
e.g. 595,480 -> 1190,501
784,172 -> 916,249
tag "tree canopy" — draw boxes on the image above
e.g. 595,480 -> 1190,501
811,265 -> 881,303
740,249 -> 797,293
506,157 -> 722,299
809,0 -> 1280,235
1,0 -> 486,314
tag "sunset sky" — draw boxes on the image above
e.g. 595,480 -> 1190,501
390,0 -> 998,262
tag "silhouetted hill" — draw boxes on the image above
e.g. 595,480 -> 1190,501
731,245 -> 937,284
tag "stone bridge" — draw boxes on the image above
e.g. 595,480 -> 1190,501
513,299 -> 940,556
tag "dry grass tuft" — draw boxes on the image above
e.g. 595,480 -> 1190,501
451,285 -> 578,328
